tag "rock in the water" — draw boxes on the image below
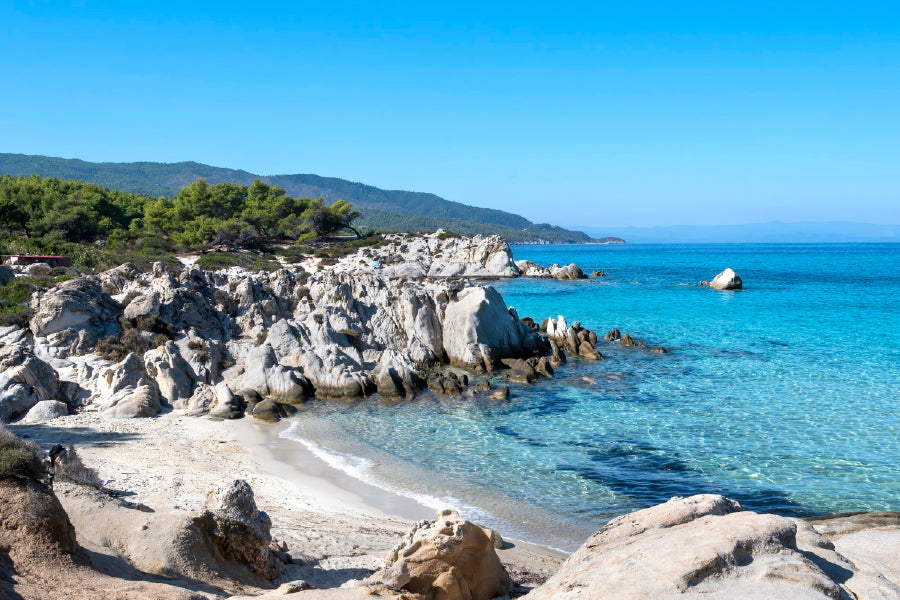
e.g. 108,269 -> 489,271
604,328 -> 621,342
550,263 -> 587,280
577,341 -> 603,359
591,270 -> 606,277
710,268 -> 743,290
651,346 -> 669,354
369,509 -> 512,600
526,494 -> 900,600
251,399 -> 294,423
490,385 -> 510,400
619,334 -> 636,347
19,400 -> 69,423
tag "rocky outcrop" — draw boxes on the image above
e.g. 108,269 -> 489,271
0,477 -> 78,562
442,287 -> 544,369
710,268 -> 743,290
543,317 -> 602,361
515,261 -> 587,280
525,494 -> 900,600
96,353 -> 163,418
30,278 -> 122,356
0,344 -> 63,422
19,400 -> 69,423
187,479 -> 288,583
427,234 -> 520,278
368,509 -> 512,600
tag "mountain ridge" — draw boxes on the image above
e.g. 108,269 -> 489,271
0,153 -> 622,244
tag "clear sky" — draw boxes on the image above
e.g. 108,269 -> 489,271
1,1 -> 898,227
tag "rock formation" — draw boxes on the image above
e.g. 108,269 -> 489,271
0,344 -> 63,422
710,267 -> 743,290
368,509 -> 512,600
525,494 -> 900,600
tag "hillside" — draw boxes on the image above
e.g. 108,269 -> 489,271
0,153 -> 621,244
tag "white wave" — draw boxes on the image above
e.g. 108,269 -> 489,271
278,421 -> 572,553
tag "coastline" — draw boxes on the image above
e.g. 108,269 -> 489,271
11,410 -> 566,591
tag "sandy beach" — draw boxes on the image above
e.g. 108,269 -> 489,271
10,410 -> 565,596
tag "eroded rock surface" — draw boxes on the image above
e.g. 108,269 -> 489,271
525,494 -> 900,600
368,509 -> 512,600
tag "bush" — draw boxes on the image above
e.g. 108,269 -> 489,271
96,328 -> 166,362
436,230 -> 461,240
53,446 -> 102,488
195,252 -> 280,272
0,426 -> 45,481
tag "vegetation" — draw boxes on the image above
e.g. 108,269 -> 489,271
0,275 -> 51,327
0,174 -> 363,270
0,153 -> 601,244
53,446 -> 103,488
0,426 -> 45,481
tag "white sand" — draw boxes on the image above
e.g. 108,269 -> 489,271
13,411 -> 564,594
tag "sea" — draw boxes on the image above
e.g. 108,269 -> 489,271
280,243 -> 900,552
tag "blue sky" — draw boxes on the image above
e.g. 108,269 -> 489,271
1,1 -> 898,227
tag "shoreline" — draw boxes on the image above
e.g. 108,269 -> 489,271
11,410 -> 566,591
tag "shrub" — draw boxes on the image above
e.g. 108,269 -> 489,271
53,446 -> 102,488
339,328 -> 361,350
96,328 -> 166,362
0,426 -> 45,481
436,230 -> 461,240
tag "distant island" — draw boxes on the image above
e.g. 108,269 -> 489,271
0,153 -> 624,245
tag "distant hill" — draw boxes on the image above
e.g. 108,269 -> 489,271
575,222 -> 900,243
0,153 -> 621,244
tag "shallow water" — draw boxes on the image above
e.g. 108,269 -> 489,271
282,243 -> 900,551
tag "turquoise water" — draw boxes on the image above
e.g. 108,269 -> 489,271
283,244 -> 900,551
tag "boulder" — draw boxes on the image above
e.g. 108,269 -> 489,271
186,382 -> 243,419
30,278 -> 122,356
375,350 -> 423,399
188,480 -> 286,582
619,334 -> 636,347
240,343 -> 310,404
96,353 -> 163,418
577,341 -> 603,360
710,268 -> 743,290
442,287 -> 541,369
0,344 -> 63,422
604,328 -> 621,342
490,385 -> 510,400
369,509 -> 512,600
144,342 -> 197,407
525,494 -> 900,600
19,400 -> 69,423
428,234 -> 520,278
550,263 -> 587,280
251,399 -> 294,423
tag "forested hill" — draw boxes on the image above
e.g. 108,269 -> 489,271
0,153 -> 621,244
